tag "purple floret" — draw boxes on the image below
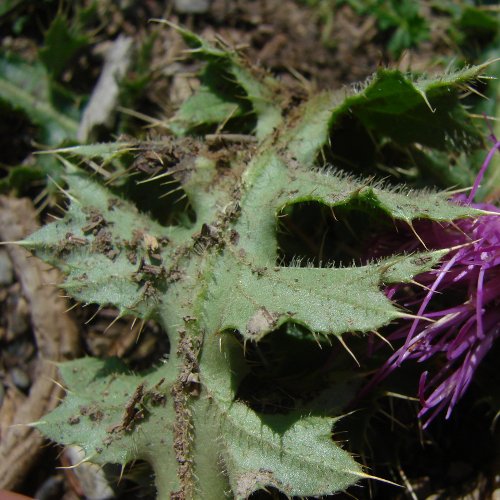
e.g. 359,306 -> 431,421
364,139 -> 500,427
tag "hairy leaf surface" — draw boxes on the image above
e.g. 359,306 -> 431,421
27,29 -> 490,499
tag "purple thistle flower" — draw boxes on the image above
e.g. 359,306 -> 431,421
363,138 -> 500,427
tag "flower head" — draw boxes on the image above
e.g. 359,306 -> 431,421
364,138 -> 500,426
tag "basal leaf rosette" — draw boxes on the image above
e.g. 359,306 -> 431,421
20,27 -> 497,499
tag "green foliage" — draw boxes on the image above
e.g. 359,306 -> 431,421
0,2 -> 155,199
39,12 -> 90,79
307,0 -> 429,56
303,0 -> 498,61
351,0 -> 430,56
25,29 -> 491,499
0,0 -> 23,16
0,54 -> 79,144
0,7 -> 84,195
433,0 -> 499,53
168,23 -> 282,139
0,52 -> 80,195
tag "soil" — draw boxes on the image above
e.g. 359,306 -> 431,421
0,0 -> 497,499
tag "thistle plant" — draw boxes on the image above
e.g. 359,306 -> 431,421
15,25 -> 497,498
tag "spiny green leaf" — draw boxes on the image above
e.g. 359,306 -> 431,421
197,332 -> 363,499
37,357 -> 178,487
25,165 -> 185,319
284,65 -> 487,165
167,22 -> 283,139
170,84 -> 245,135
40,335 -> 362,499
44,142 -> 135,185
208,249 -> 447,342
219,408 -> 361,498
46,142 -> 135,163
233,152 -> 481,263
